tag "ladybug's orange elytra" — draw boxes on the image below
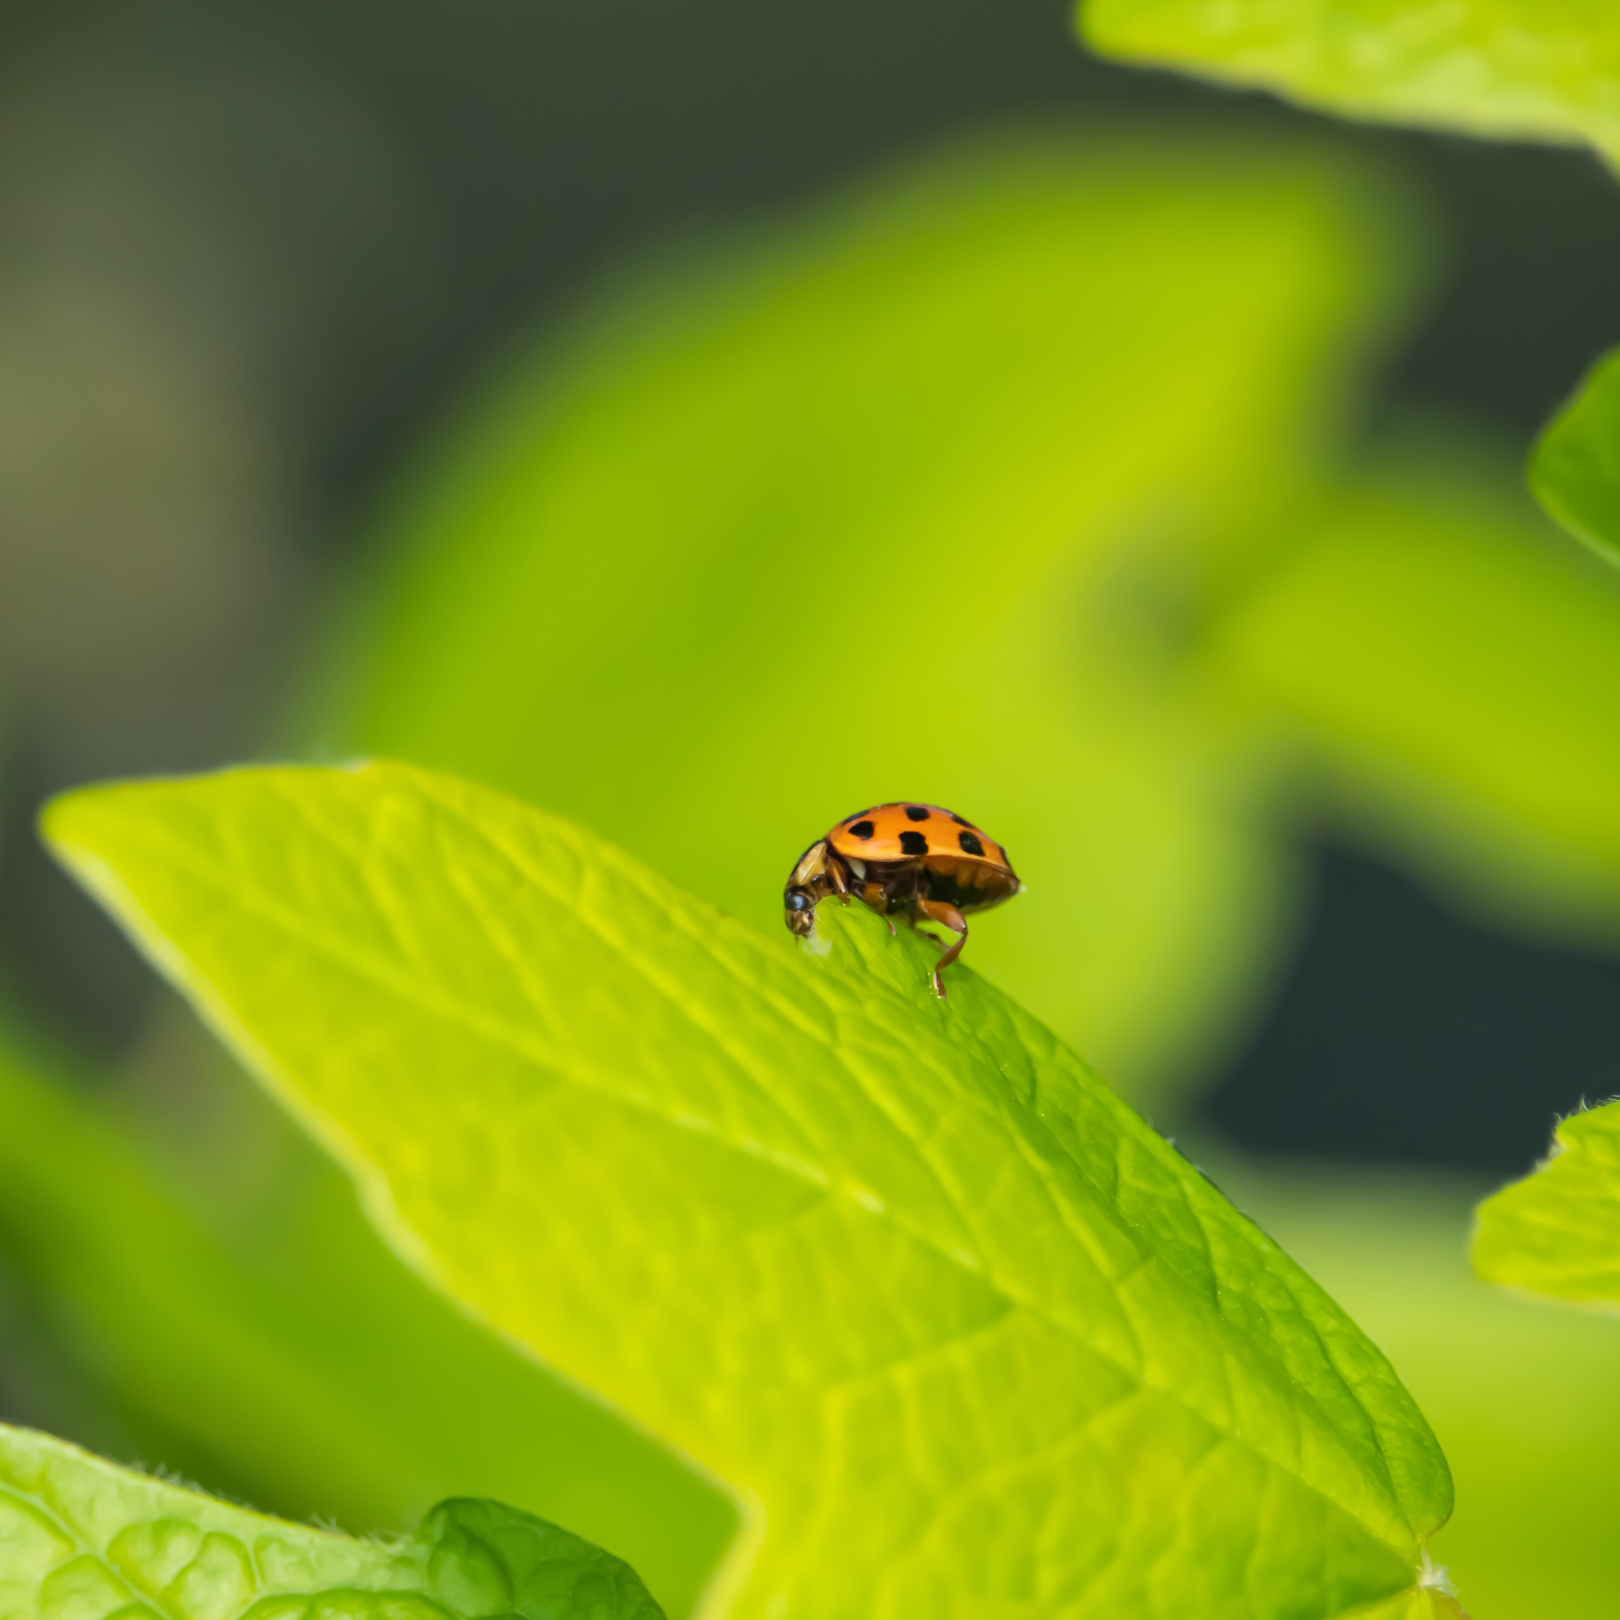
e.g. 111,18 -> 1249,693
783,803 -> 1022,998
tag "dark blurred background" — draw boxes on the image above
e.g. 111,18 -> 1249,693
2,0 -> 1620,1178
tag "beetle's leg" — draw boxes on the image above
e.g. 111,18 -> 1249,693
896,872 -> 930,941
859,883 -> 897,932
865,873 -> 902,935
914,896 -> 968,998
827,851 -> 852,904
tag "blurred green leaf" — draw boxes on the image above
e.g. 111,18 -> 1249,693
48,761 -> 1459,1618
1473,1099 -> 1620,1304
1080,0 -> 1620,165
1339,1596 -> 1462,1620
1531,346 -> 1620,564
304,132 -> 1413,1102
1233,1166 -> 1620,1620
1206,453 -> 1620,932
0,1017 -> 730,1617
0,1424 -> 662,1620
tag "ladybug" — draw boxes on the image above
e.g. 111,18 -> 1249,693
784,803 -> 1023,998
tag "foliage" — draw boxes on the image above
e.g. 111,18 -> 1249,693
1531,349 -> 1620,566
0,1423 -> 663,1620
309,130 -> 1620,1112
0,1024 -> 730,1616
5,21 -> 1620,1613
308,132 -> 1409,1104
1474,1100 -> 1620,1304
1203,452 -> 1620,931
1078,1 -> 1620,573
1244,1170 -> 1620,1619
263,128 -> 1620,1618
1079,0 -> 1620,168
44,761 -> 1459,1619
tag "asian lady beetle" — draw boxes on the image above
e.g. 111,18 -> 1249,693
784,803 -> 1022,998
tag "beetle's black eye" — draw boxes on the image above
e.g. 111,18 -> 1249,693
785,891 -> 810,912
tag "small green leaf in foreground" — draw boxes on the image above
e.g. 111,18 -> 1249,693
47,763 -> 1459,1618
1080,0 -> 1620,167
1474,1098 -> 1620,1305
1531,346 -> 1620,565
0,1421 -> 663,1620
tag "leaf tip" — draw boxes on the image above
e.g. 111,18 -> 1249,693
37,782 -> 123,883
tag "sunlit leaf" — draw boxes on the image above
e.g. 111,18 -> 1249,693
0,1424 -> 663,1620
1473,1099 -> 1620,1305
1341,1595 -> 1463,1620
48,761 -> 1458,1618
302,132 -> 1411,1102
1234,1165 -> 1620,1620
1081,0 -> 1620,166
0,1020 -> 730,1617
1206,454 -> 1620,931
1531,345 -> 1620,565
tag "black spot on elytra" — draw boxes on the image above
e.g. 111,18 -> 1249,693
959,830 -> 985,857
849,820 -> 876,840
905,805 -> 930,821
899,830 -> 929,857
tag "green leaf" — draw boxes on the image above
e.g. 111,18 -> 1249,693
1081,0 -> 1620,166
1531,346 -> 1620,565
1473,1099 -> 1620,1304
0,1423 -> 663,1620
1205,451 -> 1620,932
0,1016 -> 731,1616
1328,1596 -> 1458,1620
1232,1166 -> 1620,1619
415,1498 -> 664,1620
46,761 -> 1457,1618
301,131 -> 1411,1103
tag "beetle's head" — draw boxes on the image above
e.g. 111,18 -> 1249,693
783,839 -> 833,936
783,885 -> 817,936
